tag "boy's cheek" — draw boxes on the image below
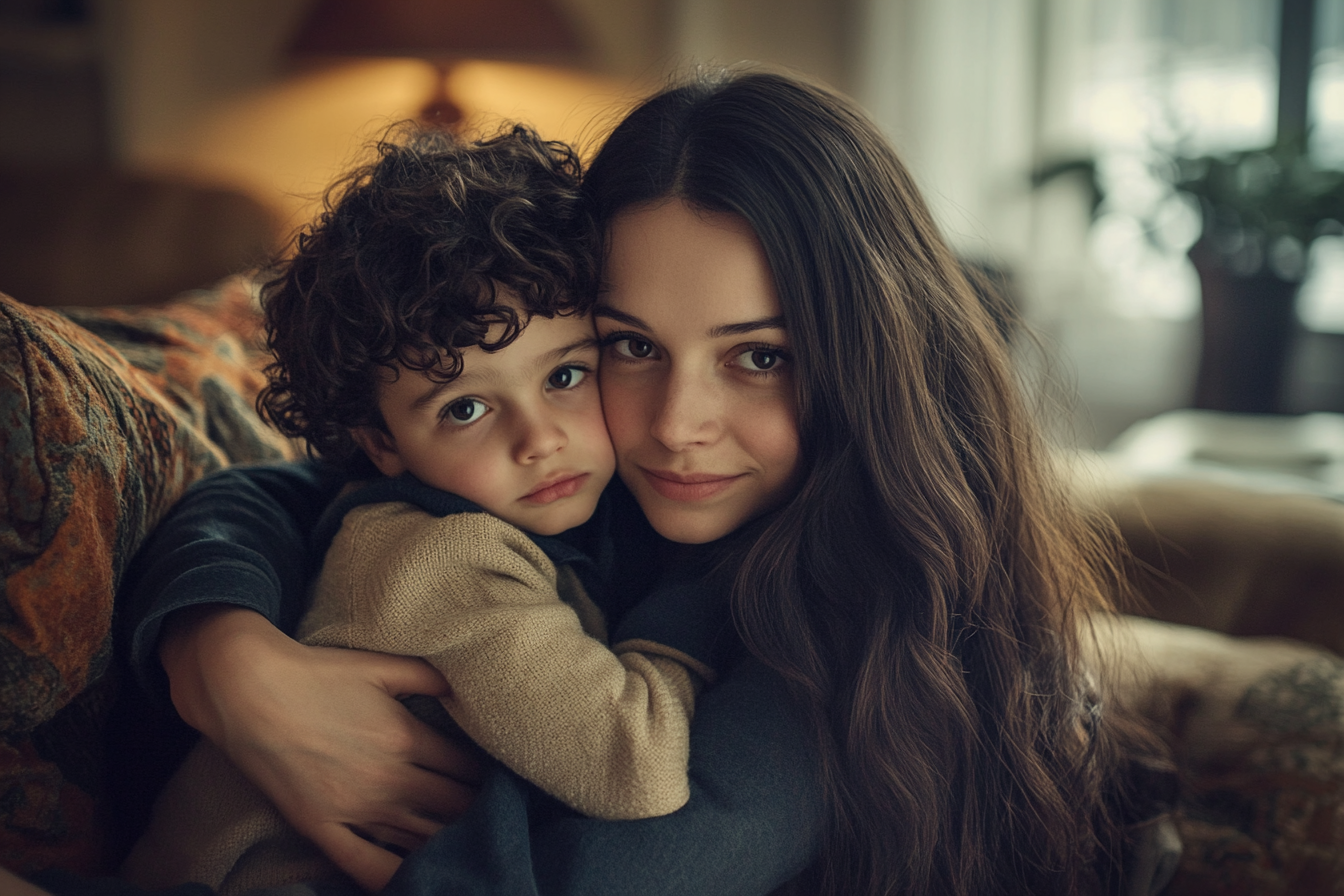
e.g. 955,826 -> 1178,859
587,412 -> 618,478
575,408 -> 617,484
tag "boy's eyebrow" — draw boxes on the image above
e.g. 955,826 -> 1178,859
542,337 -> 601,363
410,378 -> 457,411
408,337 -> 598,411
595,304 -> 786,338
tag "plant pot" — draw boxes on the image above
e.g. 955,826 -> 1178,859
1190,241 -> 1302,414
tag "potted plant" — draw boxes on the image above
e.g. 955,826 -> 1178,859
1174,136 -> 1344,412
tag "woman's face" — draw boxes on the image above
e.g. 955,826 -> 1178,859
596,199 -> 802,544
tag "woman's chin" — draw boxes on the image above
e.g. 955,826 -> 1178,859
643,507 -> 740,545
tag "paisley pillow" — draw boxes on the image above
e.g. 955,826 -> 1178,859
0,278 -> 294,874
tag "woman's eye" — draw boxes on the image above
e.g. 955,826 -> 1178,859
443,398 -> 487,425
737,348 -> 785,372
613,337 -> 655,360
547,365 -> 588,390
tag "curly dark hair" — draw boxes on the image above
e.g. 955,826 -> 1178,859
257,123 -> 597,470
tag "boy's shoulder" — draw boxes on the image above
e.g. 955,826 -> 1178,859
326,501 -> 554,582
314,472 -> 605,576
312,473 -> 486,551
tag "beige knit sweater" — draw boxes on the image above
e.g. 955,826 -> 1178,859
123,502 -> 707,894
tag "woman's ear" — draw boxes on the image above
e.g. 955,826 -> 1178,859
350,426 -> 408,477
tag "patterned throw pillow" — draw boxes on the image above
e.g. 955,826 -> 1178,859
0,278 -> 294,874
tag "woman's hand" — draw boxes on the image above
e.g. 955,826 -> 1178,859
160,606 -> 483,892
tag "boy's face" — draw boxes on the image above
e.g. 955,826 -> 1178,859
355,310 -> 614,536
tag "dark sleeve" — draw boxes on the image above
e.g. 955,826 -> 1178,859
385,658 -> 825,896
117,459 -> 346,700
608,544 -> 734,677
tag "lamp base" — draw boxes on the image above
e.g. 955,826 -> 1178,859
419,61 -> 462,130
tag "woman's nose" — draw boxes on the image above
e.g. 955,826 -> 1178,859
649,367 -> 721,451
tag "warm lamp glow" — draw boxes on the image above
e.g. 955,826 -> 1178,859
143,60 -> 433,230
289,0 -> 586,128
143,59 -> 639,233
447,61 -> 641,155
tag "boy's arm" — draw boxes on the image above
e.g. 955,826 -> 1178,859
386,657 -> 825,896
307,505 -> 713,820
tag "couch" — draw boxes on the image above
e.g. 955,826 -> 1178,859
1082,466 -> 1344,895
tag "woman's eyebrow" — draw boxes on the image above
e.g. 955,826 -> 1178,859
593,305 -> 646,328
539,338 -> 601,364
708,316 -> 786,338
595,305 -> 786,338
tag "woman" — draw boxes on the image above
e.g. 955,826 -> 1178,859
113,68 -> 1153,896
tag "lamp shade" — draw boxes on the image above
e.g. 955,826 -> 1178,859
290,0 -> 584,64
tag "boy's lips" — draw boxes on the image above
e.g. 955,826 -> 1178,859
522,472 -> 590,504
640,467 -> 745,501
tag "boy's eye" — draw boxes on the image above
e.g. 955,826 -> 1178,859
547,365 -> 587,390
737,348 -> 785,372
443,398 -> 487,425
612,337 -> 655,359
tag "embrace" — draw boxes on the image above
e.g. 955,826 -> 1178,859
18,66 -> 1273,896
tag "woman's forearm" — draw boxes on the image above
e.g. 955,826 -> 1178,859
152,602 -> 480,891
120,459 -> 344,695
120,460 -> 481,891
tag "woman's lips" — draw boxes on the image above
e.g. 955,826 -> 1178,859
640,468 -> 744,501
522,473 -> 590,504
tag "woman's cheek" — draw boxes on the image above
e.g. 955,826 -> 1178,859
734,389 -> 803,507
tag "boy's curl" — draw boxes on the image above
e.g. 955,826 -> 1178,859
258,123 -> 597,470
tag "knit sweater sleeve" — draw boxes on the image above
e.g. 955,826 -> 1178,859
300,503 -> 697,820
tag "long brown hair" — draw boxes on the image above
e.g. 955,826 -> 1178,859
584,69 -> 1149,895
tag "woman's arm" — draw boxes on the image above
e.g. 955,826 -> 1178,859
120,460 -> 343,688
121,461 -> 482,888
387,658 -> 825,896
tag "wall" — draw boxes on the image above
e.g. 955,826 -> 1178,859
671,0 -> 855,90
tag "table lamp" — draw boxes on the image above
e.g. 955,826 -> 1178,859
289,0 -> 586,129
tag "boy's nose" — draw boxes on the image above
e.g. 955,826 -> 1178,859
515,413 -> 567,462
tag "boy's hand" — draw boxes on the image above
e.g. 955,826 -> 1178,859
160,606 -> 483,891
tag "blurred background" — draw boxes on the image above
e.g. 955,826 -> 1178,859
2,0 -> 1343,455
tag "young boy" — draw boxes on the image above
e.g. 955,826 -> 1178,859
123,126 -> 718,895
